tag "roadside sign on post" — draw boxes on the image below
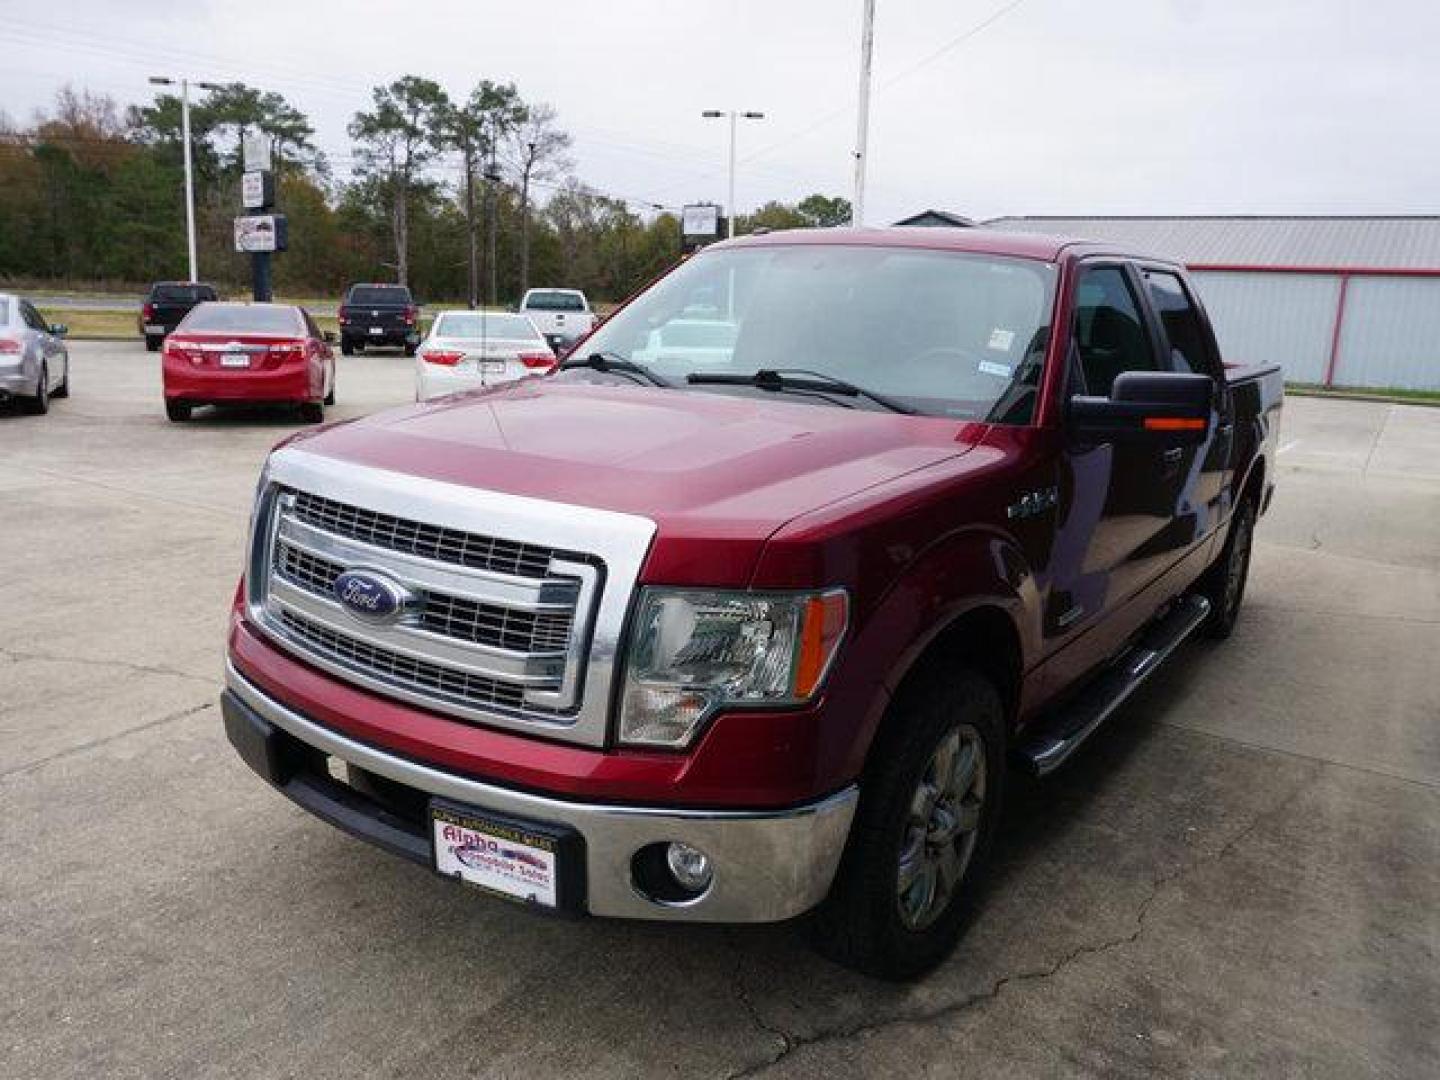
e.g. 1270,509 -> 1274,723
242,133 -> 272,172
234,214 -> 288,253
682,204 -> 720,239
241,170 -> 274,210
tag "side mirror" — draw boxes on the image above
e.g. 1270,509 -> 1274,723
323,330 -> 337,344
50,323 -> 69,337
1069,371 -> 1212,445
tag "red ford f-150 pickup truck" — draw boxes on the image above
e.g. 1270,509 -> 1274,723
221,228 -> 1281,978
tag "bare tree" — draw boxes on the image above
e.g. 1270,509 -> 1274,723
348,77 -> 449,286
507,103 -> 572,295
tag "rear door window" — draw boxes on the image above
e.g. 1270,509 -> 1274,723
1071,265 -> 1159,397
1143,270 -> 1217,377
21,302 -> 48,331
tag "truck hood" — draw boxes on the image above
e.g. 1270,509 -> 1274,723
294,379 -> 983,582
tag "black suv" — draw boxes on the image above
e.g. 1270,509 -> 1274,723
337,284 -> 421,355
140,282 -> 218,351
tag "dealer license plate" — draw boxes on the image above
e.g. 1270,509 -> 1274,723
220,353 -> 250,368
368,326 -> 384,335
480,361 -> 506,374
432,804 -> 559,908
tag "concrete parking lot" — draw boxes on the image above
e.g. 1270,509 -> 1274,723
2,342 -> 1437,1079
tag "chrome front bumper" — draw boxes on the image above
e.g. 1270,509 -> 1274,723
223,661 -> 858,922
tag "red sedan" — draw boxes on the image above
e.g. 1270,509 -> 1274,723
162,302 -> 336,423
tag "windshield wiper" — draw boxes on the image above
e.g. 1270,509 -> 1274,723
558,351 -> 668,387
686,368 -> 915,415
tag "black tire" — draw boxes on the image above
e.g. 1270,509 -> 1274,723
53,360 -> 70,398
22,364 -> 50,415
810,667 -> 1006,980
353,341 -> 365,354
165,399 -> 191,422
404,343 -> 418,357
340,338 -> 354,356
145,335 -> 162,352
299,401 -> 325,424
1197,497 -> 1256,640
324,384 -> 335,406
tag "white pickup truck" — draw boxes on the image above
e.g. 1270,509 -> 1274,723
518,289 -> 595,352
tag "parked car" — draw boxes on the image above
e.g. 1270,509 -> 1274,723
0,293 -> 69,414
337,284 -> 420,356
518,288 -> 595,353
140,281 -> 219,351
221,228 -> 1282,979
162,302 -> 335,423
414,310 -> 556,401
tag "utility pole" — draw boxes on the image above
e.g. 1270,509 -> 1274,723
851,0 -> 876,227
149,75 -> 222,281
702,109 -> 765,237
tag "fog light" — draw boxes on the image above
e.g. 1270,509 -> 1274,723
665,842 -> 714,892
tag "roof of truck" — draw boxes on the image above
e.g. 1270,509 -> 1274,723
717,226 -> 1145,264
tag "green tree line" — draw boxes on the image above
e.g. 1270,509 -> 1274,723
0,83 -> 851,305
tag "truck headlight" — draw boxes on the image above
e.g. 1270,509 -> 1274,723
619,588 -> 849,748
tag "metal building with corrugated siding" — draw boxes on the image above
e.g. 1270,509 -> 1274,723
979,216 -> 1440,392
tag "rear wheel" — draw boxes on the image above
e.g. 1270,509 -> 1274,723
53,359 -> 70,399
22,364 -> 50,415
165,399 -> 191,422
404,343 -> 418,357
340,338 -> 354,356
299,401 -> 325,424
1198,497 -> 1256,640
810,667 -> 1005,979
145,335 -> 161,352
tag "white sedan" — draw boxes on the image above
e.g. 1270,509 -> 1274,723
414,311 -> 556,401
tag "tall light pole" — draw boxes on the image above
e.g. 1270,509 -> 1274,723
702,109 -> 765,238
149,76 -> 222,282
852,0 -> 876,227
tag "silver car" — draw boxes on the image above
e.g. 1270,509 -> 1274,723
0,293 -> 70,414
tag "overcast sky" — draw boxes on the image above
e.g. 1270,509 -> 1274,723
2,0 -> 1436,224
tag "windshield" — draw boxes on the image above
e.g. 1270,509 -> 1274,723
434,312 -> 542,339
180,303 -> 302,335
524,290 -> 585,312
348,286 -> 411,305
577,245 -> 1057,422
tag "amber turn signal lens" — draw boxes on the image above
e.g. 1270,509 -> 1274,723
794,591 -> 849,698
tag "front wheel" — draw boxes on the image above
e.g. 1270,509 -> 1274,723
810,668 -> 1005,980
1198,498 -> 1256,640
145,335 -> 161,352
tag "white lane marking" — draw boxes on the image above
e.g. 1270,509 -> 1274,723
1278,440 -> 1300,455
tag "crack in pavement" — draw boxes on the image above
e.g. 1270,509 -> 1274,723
0,646 -> 213,687
0,701 -> 214,781
721,763 -> 1323,1079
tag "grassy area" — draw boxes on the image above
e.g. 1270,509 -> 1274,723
1286,382 -> 1440,406
38,308 -> 137,339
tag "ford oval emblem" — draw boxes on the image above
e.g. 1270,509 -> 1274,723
333,569 -> 410,623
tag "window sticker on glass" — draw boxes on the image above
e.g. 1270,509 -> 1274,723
978,360 -> 1014,378
987,328 -> 1015,351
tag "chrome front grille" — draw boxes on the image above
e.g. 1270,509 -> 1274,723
278,609 -> 527,711
246,449 -> 656,747
276,540 -> 574,655
291,490 -> 556,579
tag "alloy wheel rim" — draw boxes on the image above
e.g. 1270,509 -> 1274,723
1226,512 -> 1252,613
896,723 -> 986,931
